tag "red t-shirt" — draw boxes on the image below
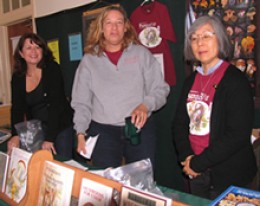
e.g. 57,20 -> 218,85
187,61 -> 229,154
105,50 -> 123,65
130,1 -> 177,86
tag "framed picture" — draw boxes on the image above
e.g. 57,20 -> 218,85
82,4 -> 119,46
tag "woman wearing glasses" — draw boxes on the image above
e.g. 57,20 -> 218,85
172,15 -> 257,199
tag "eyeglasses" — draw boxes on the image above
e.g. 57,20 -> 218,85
190,31 -> 216,44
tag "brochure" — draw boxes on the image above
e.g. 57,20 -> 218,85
210,185 -> 260,206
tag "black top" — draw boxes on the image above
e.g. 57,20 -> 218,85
26,79 -> 48,126
173,63 -> 257,190
11,61 -> 73,142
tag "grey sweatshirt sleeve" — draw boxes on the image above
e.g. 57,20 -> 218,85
71,56 -> 92,134
142,48 -> 170,112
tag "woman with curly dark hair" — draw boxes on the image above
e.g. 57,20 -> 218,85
8,33 -> 74,158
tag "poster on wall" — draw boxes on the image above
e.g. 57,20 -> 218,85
47,39 -> 60,64
68,33 -> 83,61
188,0 -> 257,95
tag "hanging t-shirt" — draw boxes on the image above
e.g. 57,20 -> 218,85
130,1 -> 177,86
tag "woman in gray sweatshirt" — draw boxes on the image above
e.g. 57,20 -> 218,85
71,5 -> 170,169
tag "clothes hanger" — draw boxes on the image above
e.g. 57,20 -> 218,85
140,0 -> 155,7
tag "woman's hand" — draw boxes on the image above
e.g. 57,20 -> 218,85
181,155 -> 200,179
7,136 -> 20,155
77,134 -> 86,155
41,141 -> 57,155
131,103 -> 148,129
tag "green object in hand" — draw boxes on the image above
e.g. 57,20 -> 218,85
124,117 -> 141,145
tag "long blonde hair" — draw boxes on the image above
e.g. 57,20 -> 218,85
84,5 -> 139,56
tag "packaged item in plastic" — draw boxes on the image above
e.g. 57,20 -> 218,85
103,159 -> 164,196
14,119 -> 44,153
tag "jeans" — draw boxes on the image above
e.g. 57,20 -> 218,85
88,117 -> 157,169
55,125 -> 75,159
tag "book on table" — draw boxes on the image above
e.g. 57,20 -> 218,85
37,160 -> 75,206
5,147 -> 32,203
209,185 -> 260,206
78,177 -> 114,206
119,185 -> 172,206
0,151 -> 9,193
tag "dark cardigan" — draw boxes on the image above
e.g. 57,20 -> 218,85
173,63 -> 257,191
11,61 -> 73,142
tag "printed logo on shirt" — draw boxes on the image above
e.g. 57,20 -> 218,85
139,26 -> 162,48
123,56 -> 139,64
138,22 -> 157,29
187,99 -> 212,136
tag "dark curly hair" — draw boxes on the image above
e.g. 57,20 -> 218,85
13,33 -> 54,75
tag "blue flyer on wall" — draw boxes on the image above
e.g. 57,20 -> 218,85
68,33 -> 83,61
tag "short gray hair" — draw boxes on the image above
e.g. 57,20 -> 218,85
184,15 -> 232,62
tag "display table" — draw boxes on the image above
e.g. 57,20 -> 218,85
54,154 -> 211,205
0,188 -> 211,206
0,200 -> 8,206
159,186 -> 211,206
0,143 -> 210,206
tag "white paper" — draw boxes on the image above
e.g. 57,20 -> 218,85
80,135 -> 99,159
63,159 -> 88,171
251,134 -> 257,144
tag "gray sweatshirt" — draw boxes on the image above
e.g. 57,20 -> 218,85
71,44 -> 170,134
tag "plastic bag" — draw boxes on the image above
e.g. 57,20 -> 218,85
14,119 -> 44,153
103,159 -> 164,196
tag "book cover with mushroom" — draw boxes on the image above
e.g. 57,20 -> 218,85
37,161 -> 75,206
5,148 -> 32,203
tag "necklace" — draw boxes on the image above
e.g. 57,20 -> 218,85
26,72 -> 33,77
26,68 -> 41,84
200,71 -> 216,93
27,76 -> 39,84
26,72 -> 40,84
